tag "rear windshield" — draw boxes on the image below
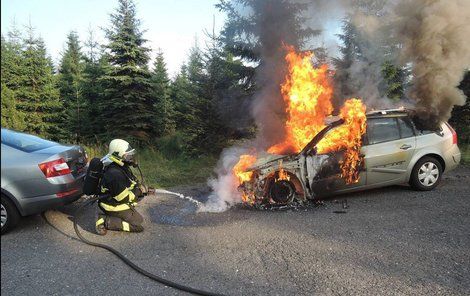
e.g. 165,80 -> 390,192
1,129 -> 58,152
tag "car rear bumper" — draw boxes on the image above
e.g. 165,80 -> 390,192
16,176 -> 85,216
19,191 -> 82,216
444,145 -> 461,172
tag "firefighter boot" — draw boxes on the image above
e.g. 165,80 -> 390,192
95,215 -> 107,235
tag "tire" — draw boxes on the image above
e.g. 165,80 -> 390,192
409,156 -> 443,191
1,196 -> 20,235
269,180 -> 295,204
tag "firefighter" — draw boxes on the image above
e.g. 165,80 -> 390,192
95,139 -> 146,235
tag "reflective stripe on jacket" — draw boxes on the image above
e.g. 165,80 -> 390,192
99,162 -> 138,212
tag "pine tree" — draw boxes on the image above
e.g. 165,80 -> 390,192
81,29 -> 107,141
187,44 -> 206,91
58,31 -> 85,142
2,26 -> 25,90
151,49 -> 175,136
201,33 -> 250,150
1,82 -> 25,130
333,1 -> 407,105
184,42 -> 240,153
216,0 -> 319,86
100,0 -> 155,143
181,45 -> 210,153
216,0 -> 320,147
1,34 -> 26,130
16,26 -> 63,139
381,60 -> 405,102
84,56 -> 109,142
333,18 -> 360,103
171,64 -> 195,131
181,37 -> 245,154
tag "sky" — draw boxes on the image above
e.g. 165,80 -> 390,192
1,0 -> 226,76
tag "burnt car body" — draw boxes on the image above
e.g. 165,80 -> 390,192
239,109 -> 461,204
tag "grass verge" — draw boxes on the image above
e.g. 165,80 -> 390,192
83,145 -> 217,188
460,143 -> 470,165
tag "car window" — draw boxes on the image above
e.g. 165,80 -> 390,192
410,116 -> 443,135
398,117 -> 415,138
367,118 -> 400,145
1,129 -> 58,152
415,126 -> 443,136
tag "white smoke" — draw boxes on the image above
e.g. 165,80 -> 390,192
198,146 -> 254,212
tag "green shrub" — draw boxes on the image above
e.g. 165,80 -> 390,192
81,144 -> 217,188
461,144 -> 470,165
155,132 -> 184,159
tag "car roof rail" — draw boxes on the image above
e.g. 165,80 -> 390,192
366,107 -> 408,116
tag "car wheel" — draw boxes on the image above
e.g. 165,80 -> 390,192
1,196 -> 20,235
409,156 -> 443,191
269,180 -> 295,204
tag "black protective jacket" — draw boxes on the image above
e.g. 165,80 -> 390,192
99,163 -> 139,212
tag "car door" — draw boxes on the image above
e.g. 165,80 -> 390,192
362,116 -> 417,186
307,125 -> 367,197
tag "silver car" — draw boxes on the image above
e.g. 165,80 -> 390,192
239,109 -> 461,204
1,129 -> 87,234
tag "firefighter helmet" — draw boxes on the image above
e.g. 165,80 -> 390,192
108,139 -> 135,162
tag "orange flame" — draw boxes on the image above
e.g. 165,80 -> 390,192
317,98 -> 367,183
233,45 -> 367,201
267,46 -> 366,184
276,160 -> 291,181
233,154 -> 257,183
268,46 -> 333,154
233,154 -> 257,203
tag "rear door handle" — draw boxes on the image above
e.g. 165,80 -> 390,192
400,144 -> 412,150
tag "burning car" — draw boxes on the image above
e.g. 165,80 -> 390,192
237,108 -> 461,205
227,47 -> 461,207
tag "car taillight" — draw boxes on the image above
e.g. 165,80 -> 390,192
38,158 -> 72,178
446,123 -> 458,145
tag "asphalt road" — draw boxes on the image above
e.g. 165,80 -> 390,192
2,166 -> 470,296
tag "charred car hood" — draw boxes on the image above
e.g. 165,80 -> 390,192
249,152 -> 293,170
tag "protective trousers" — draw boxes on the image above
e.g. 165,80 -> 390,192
98,206 -> 144,232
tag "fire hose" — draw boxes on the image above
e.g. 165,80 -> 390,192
72,195 -> 224,296
41,160 -> 223,295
